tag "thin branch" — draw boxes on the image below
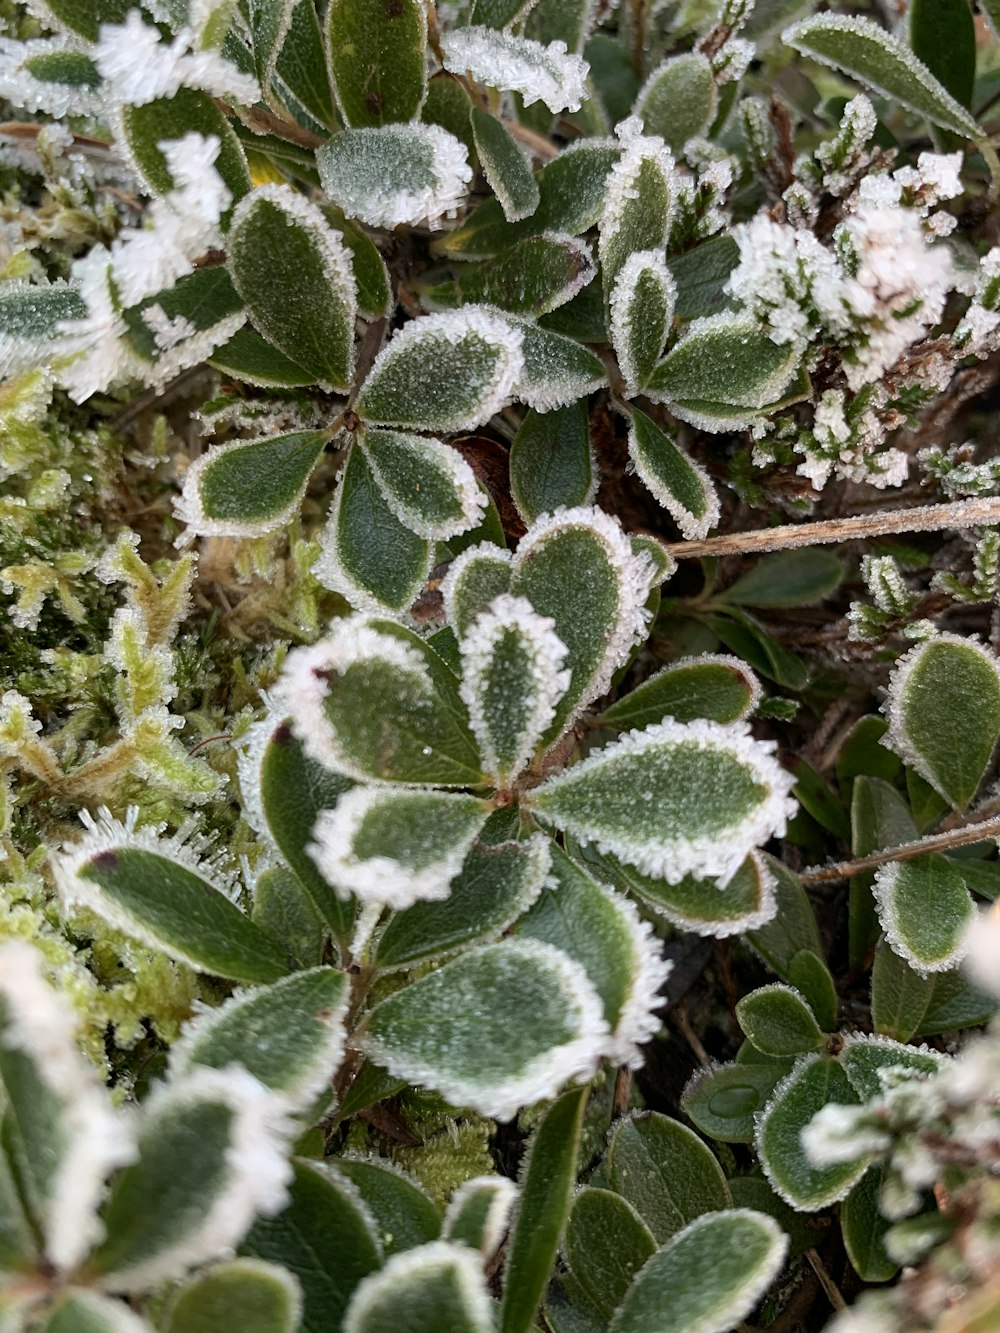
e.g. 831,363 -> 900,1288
800,813 -> 1000,884
805,1249 -> 847,1312
663,497 -> 1000,560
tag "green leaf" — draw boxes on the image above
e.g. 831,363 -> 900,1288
38,1293 -> 154,1333
176,430 -> 327,537
272,0 -> 337,131
469,0 -> 535,25
836,715 -> 903,796
709,610 -> 808,692
518,845 -> 669,1065
334,1060 -> 408,1124
722,550 -> 845,609
0,284 -> 87,377
603,656 -> 760,730
646,313 -> 801,432
471,107 -> 539,222
510,400 -> 594,525
359,427 -> 484,541
308,786 -> 490,909
565,1189 -> 656,1320
244,717 -> 355,943
524,0 -> 593,49
883,633 -> 1000,811
849,776 -> 917,970
53,833 -> 286,984
442,546 -> 514,641
625,408 -> 718,541
334,1158 -> 441,1257
604,850 -> 779,937
634,54 -> 718,153
316,442 -> 432,614
162,1259 -> 302,1333
325,0 -> 426,126
356,306 -> 521,432
785,951 -> 838,1034
243,1160 -> 382,1333
444,1176 -> 516,1258
244,0 -> 296,90
252,866 -> 325,970
317,124 -> 471,230
458,234 -> 596,316
599,130 -> 674,297
344,1241 -> 494,1333
610,253 -> 675,396
120,90 -> 251,202
838,1033 -> 943,1102
423,74 -> 478,167
586,33 -> 639,125
745,856 -> 825,975
610,1210 -> 789,1333
122,266 -> 246,376
667,235 -> 739,322
500,1085 -> 589,1333
909,0 -> 975,112
209,329 -> 316,387
755,1055 -> 867,1210
33,0 -> 130,39
871,941 -> 934,1042
842,1169 -> 897,1283
227,185 -> 356,391
508,508 -> 654,741
374,836 -> 549,971
681,1060 -> 790,1144
873,853 -> 975,975
91,1067 -> 293,1288
508,317 -> 607,412
22,48 -> 102,87
736,984 -> 826,1058
440,26 -> 588,115
918,964 -> 998,1036
360,939 -> 605,1119
333,213 -> 393,319
783,13 -> 983,140
170,967 -> 348,1111
528,719 -> 796,886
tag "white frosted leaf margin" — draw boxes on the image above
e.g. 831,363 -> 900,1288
441,27 -> 589,114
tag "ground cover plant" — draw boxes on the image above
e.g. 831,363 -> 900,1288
1,0 -> 1000,1328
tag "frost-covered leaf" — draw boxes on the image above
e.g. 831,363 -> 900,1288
755,1055 -> 867,1210
645,313 -> 802,433
344,1241 -> 493,1333
746,859 -> 836,1023
459,594 -> 571,785
598,121 -> 675,299
240,716 -> 355,943
122,266 -> 247,388
170,968 -> 349,1113
783,14 -> 982,140
243,1160 -> 382,1333
468,0 -> 537,26
359,427 -> 484,541
51,812 -> 287,983
314,442 -> 432,614
317,124 -> 471,230
565,1189 -> 656,1320
500,1085 -> 589,1333
308,787 -> 490,910
444,1176 -> 517,1258
736,984 -> 827,1058
252,867 -> 325,971
603,655 -> 760,730
244,0 -> 296,91
507,317 -> 607,413
606,1112 -> 730,1244
528,720 -> 796,886
508,507 -> 655,741
441,546 -> 514,641
175,430 -> 327,538
610,252 -> 676,397
667,234 -> 739,321
39,1292 -> 154,1333
281,616 -> 483,785
873,854 -> 974,975
838,1033 -> 943,1101
0,943 -> 130,1272
625,408 -> 719,541
332,212 -> 393,319
841,1168 -> 896,1284
610,1210 -> 788,1333
470,107 -> 539,223
457,233 -> 596,317
882,633 -> 1000,811
227,185 -> 356,392
634,53 -> 718,154
0,39 -> 105,118
681,1060 -> 789,1145
31,0 -> 130,40
518,846 -> 670,1067
162,1259 -> 302,1333
871,943 -> 997,1041
441,27 -> 588,114
0,283 -> 86,379
360,939 -> 607,1119
510,400 -> 594,524
333,1158 -> 440,1258
326,0 -> 427,127
356,307 -> 523,433
270,0 -> 337,131
119,91 -> 251,203
604,849 -> 779,938
90,1067 -> 292,1290
209,329 -> 315,387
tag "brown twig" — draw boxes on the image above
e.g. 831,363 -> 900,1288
800,813 -> 1000,884
806,1248 -> 847,1312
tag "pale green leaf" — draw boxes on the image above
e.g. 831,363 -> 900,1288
176,430 -> 327,538
603,849 -> 779,938
606,1112 -> 730,1244
603,655 -> 760,730
326,0 -> 427,127
317,124 -> 471,230
735,984 -> 827,1057
0,284 -> 87,378
507,317 -> 607,413
161,1259 -> 302,1333
39,1293 -> 153,1333
510,400 -> 594,524
838,1033 -> 943,1101
359,427 -> 485,540
783,13 -> 982,139
610,1210 -> 788,1333
360,939 -> 607,1119
456,234 -> 596,317
441,546 -> 514,642
565,1189 -> 656,1320
471,107 -> 539,222
634,53 -> 718,153
873,854 -> 975,975
444,1176 -> 517,1258
625,408 -> 718,541
344,1241 -> 494,1333
610,252 -> 676,397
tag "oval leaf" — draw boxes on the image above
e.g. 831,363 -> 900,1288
162,1259 -> 302,1333
317,124 -> 471,230
333,1158 -> 441,1258
625,407 -> 719,541
360,427 -> 485,540
441,27 -> 588,114
444,1176 -> 517,1259
634,53 -> 718,153
873,854 -> 974,975
326,0 -> 427,127
610,252 -> 676,397
603,655 -> 760,730
599,122 -> 675,297
345,1241 -> 493,1333
176,430 -> 327,537
510,400 -> 595,524
681,1060 -> 790,1145
442,546 -> 514,642
565,1189 -> 656,1320
735,984 -> 826,1058
470,106 -> 539,223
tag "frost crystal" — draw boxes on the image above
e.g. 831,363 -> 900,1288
725,215 -> 842,348
599,118 -> 677,269
441,27 -> 589,114
0,37 -> 106,118
55,247 -> 136,404
94,10 -> 259,106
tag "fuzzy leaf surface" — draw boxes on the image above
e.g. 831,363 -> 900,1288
603,656 -> 759,730
360,428 -> 484,541
873,854 -> 974,975
736,985 -> 826,1057
634,53 -> 718,153
625,408 -> 718,541
681,1061 -> 789,1144
510,400 -> 594,524
317,124 -> 471,229
606,1112 -> 730,1244
604,850 -> 778,938
326,0 -> 427,127
344,1242 -> 493,1333
162,1259 -> 302,1333
565,1189 -> 656,1319
333,1159 -> 441,1258
471,107 -> 539,222
179,431 -> 326,536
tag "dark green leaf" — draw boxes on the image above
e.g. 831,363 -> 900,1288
162,1259 -> 302,1333
625,408 -> 718,541
682,1061 -> 790,1144
604,656 -> 759,730
606,1112 -> 730,1243
471,107 -> 539,222
326,0 -> 427,126
842,1168 -> 897,1283
35,0 -> 130,40
251,866 -> 325,970
736,984 -> 826,1057
510,400 -> 594,525
605,850 -> 778,938
179,431 -> 326,535
360,428 -> 483,541
849,776 -> 917,970
709,611 -> 808,691
667,235 -> 739,322
565,1189 -> 656,1319
722,551 -> 844,609
333,1158 -> 440,1257
210,329 -> 316,387
120,91 -> 251,202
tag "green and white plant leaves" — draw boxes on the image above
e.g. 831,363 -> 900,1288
440,27 -> 589,115
565,1189 -> 656,1319
598,120 -> 675,298
736,985 -> 827,1058
176,430 -> 328,537
358,428 -> 485,541
872,855 -> 975,975
624,408 -> 719,541
634,53 -> 718,154
509,400 -> 595,523
602,656 -> 761,730
161,1259 -> 302,1333
470,107 -> 539,223
344,1242 -> 494,1333
610,253 -> 676,397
